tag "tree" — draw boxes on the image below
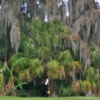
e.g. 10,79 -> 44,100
47,59 -> 65,80
58,50 -> 73,71
90,50 -> 100,69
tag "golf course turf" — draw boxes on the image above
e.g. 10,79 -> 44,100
0,97 -> 100,100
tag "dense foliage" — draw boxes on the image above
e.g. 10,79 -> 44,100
0,0 -> 100,97
0,19 -> 99,97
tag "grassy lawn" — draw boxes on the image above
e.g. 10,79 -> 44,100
0,97 -> 100,100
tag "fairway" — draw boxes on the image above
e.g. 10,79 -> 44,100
0,97 -> 100,100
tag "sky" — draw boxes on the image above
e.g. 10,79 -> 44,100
95,0 -> 100,5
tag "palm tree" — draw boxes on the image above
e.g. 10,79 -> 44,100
4,53 -> 29,96
91,50 -> 100,69
47,59 -> 65,80
46,59 -> 65,96
58,50 -> 73,72
29,58 -> 44,78
84,67 -> 100,95
6,54 -> 44,96
69,61 -> 82,83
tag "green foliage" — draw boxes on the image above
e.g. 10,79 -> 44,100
36,46 -> 50,61
47,59 -> 66,80
4,67 -> 11,84
90,50 -> 100,68
11,54 -> 29,72
75,80 -> 92,95
0,49 -> 4,61
14,82 -> 27,90
0,0 -> 100,97
94,69 -> 100,89
72,61 -> 82,69
57,80 -> 73,96
63,85 -> 73,96
17,90 -> 28,97
30,58 -> 44,78
29,19 -> 67,50
20,33 -> 35,57
58,50 -> 73,71
84,67 -> 100,93
0,74 -> 3,90
1,18 -> 100,97
84,67 -> 95,81
0,61 -> 3,69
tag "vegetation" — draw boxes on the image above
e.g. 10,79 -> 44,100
0,0 -> 100,97
0,97 -> 100,100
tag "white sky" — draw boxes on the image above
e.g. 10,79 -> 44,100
95,0 -> 100,4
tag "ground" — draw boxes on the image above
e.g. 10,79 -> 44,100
0,97 -> 100,100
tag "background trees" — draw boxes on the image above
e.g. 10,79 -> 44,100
0,0 -> 100,97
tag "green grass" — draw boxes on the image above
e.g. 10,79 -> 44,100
0,97 -> 100,100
